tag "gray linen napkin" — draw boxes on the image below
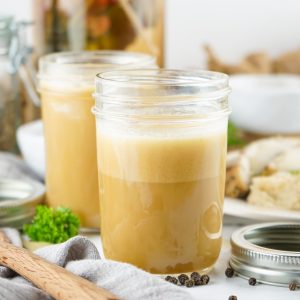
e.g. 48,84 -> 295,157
0,228 -> 194,300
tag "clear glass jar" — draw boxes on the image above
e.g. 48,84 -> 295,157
0,16 -> 20,152
0,15 -> 40,152
93,69 -> 231,274
34,0 -> 164,66
38,51 -> 156,229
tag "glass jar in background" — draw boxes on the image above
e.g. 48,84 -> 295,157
38,51 -> 156,229
0,15 -> 40,152
34,0 -> 164,66
93,69 -> 230,274
0,16 -> 20,152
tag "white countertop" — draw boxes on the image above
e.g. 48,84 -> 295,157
85,224 -> 300,300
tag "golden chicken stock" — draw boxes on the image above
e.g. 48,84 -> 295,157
38,51 -> 156,229
97,125 -> 227,274
41,88 -> 99,227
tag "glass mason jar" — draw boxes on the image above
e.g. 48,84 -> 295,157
0,16 -> 20,152
34,0 -> 164,66
93,69 -> 231,274
38,51 -> 156,229
0,15 -> 40,153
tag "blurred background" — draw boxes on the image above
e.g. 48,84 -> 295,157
2,0 -> 300,68
2,0 -> 300,176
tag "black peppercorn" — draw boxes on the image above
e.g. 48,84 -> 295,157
225,267 -> 235,278
201,274 -> 210,285
185,279 -> 195,288
289,281 -> 298,291
165,276 -> 178,284
194,277 -> 203,286
171,277 -> 178,285
178,274 -> 189,285
228,295 -> 238,300
190,271 -> 201,280
248,277 -> 257,286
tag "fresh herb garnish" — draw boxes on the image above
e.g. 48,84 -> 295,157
23,205 -> 80,244
228,121 -> 245,147
289,170 -> 300,176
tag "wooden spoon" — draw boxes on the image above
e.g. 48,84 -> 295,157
0,231 -> 120,300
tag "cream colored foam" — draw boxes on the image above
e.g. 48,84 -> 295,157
98,128 -> 227,182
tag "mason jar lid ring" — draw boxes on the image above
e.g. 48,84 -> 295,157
230,222 -> 300,287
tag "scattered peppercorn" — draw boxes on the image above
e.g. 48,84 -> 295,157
165,276 -> 178,284
194,277 -> 203,286
248,277 -> 257,286
178,274 -> 189,285
289,281 -> 298,291
171,277 -> 178,285
168,273 -> 211,288
225,267 -> 235,278
201,274 -> 210,285
185,279 -> 195,288
190,271 -> 201,280
228,295 -> 238,300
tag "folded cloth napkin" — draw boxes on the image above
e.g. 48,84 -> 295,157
0,228 -> 194,300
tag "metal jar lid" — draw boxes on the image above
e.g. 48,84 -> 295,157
230,222 -> 300,287
0,178 -> 45,228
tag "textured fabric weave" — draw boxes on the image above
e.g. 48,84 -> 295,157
0,229 -> 194,300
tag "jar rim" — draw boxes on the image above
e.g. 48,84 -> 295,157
96,69 -> 229,89
93,69 -> 231,125
38,50 -> 156,81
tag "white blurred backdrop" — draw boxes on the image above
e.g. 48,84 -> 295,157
1,0 -> 300,68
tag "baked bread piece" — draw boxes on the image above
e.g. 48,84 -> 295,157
243,137 -> 300,176
265,146 -> 300,174
226,155 -> 250,198
226,150 -> 241,168
225,137 -> 300,198
247,172 -> 300,210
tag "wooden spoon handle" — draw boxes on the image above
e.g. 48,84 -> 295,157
0,238 -> 120,300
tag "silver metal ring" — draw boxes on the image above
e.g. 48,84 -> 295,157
230,222 -> 300,286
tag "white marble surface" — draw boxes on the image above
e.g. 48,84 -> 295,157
85,224 -> 300,300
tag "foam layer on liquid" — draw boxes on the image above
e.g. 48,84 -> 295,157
98,123 -> 227,182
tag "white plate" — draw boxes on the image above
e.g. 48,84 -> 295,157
224,197 -> 300,222
17,120 -> 45,179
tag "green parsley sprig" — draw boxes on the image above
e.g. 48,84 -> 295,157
23,205 -> 80,244
228,121 -> 245,148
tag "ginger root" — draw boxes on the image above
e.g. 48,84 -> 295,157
205,45 -> 300,74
